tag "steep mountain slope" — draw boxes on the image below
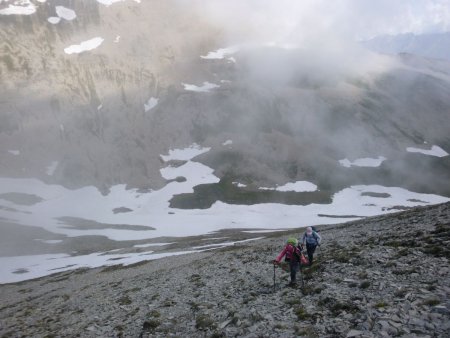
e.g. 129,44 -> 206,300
1,1 -> 450,197
0,0 -> 223,191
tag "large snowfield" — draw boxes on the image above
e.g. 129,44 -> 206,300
0,144 -> 449,283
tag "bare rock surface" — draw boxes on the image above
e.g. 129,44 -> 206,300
0,202 -> 449,337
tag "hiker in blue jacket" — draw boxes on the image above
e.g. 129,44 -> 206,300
301,226 -> 321,266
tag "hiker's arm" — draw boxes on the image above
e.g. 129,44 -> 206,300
275,247 -> 287,263
316,232 -> 322,244
302,234 -> 306,245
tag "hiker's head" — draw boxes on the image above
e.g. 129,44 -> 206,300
287,237 -> 297,246
306,227 -> 313,235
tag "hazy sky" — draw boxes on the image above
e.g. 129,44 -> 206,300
192,0 -> 450,42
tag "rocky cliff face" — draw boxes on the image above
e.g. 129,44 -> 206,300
1,1 -> 450,196
0,0 -> 223,191
0,202 -> 449,337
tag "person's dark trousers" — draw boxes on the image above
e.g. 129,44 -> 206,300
306,243 -> 317,265
289,258 -> 299,283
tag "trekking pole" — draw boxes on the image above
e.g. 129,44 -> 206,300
300,248 -> 305,289
273,264 -> 276,293
300,265 -> 304,290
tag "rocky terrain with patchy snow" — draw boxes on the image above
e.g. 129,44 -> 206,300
1,3 -> 450,336
0,142 -> 448,284
1,202 -> 449,337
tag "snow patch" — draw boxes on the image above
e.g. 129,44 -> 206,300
200,46 -> 240,60
96,0 -> 124,5
259,181 -> 317,192
64,37 -> 104,55
222,140 -> 233,146
160,161 -> 219,188
144,97 -> 158,112
339,156 -> 386,168
55,6 -> 76,21
182,82 -> 219,93
161,143 -> 211,162
8,150 -> 20,156
0,250 -> 199,284
114,35 -> 120,43
47,16 -> 60,24
276,181 -> 318,192
0,1 -> 36,15
406,145 -> 449,157
233,182 -> 247,188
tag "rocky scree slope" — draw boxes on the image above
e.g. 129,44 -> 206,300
0,202 -> 449,337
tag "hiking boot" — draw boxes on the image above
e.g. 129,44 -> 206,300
287,281 -> 297,288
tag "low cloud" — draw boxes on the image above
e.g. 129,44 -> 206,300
184,0 -> 450,43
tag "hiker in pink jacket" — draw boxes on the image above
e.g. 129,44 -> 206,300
273,238 -> 301,287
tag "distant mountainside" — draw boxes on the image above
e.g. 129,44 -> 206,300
0,1 -> 450,199
361,32 -> 450,61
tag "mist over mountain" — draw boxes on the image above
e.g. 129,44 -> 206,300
362,32 -> 450,61
1,0 -> 449,195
